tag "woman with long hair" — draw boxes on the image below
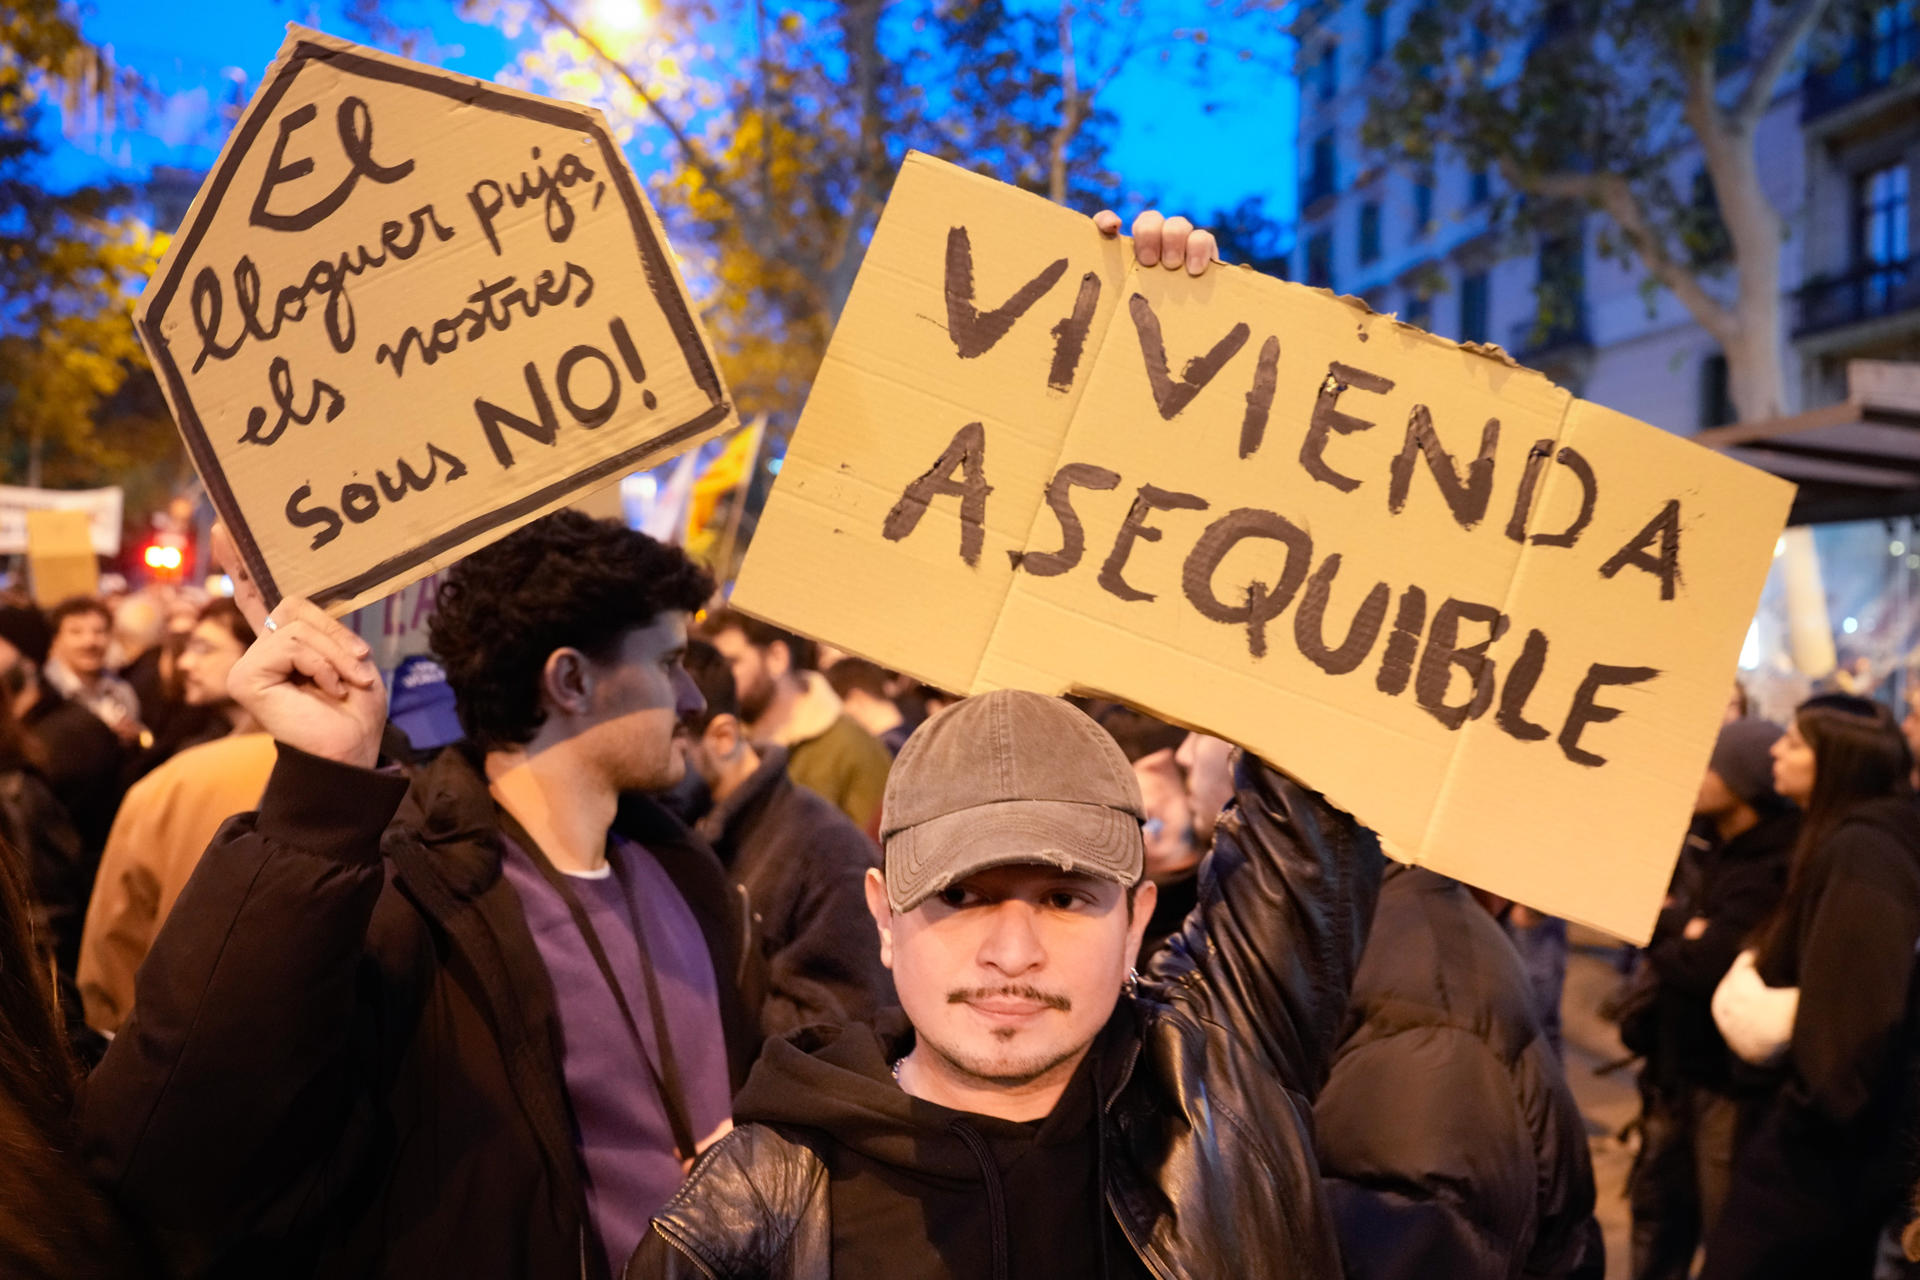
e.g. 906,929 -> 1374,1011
1702,694 -> 1920,1279
0,820 -> 149,1276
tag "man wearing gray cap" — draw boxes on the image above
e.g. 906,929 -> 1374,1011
629,686 -> 1383,1278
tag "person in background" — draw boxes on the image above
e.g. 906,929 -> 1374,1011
81,513 -> 763,1280
0,678 -> 88,1032
0,834 -> 149,1279
110,592 -> 167,723
704,609 -> 891,837
0,605 -> 123,863
1623,718 -> 1797,1280
1092,705 -> 1199,957
1703,694 -> 1920,1279
79,600 -> 273,1034
43,598 -> 143,747
823,657 -> 910,756
679,639 -> 892,1036
1177,722 -> 1603,1279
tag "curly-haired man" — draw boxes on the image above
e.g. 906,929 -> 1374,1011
83,511 -> 764,1280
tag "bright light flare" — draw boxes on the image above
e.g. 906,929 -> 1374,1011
144,544 -> 183,572
588,0 -> 648,36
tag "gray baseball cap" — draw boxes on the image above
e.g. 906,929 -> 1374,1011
880,689 -> 1146,914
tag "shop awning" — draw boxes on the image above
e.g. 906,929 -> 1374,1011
1695,361 -> 1920,525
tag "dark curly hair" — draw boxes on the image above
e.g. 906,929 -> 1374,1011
429,511 -> 714,751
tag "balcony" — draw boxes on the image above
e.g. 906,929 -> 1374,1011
1794,258 -> 1920,338
1803,24 -> 1919,123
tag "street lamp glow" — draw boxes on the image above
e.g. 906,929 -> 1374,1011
589,0 -> 648,35
144,544 -> 183,572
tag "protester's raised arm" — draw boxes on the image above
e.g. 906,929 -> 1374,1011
78,572 -> 406,1269
1146,753 -> 1383,1095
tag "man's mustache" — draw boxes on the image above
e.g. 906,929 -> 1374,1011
947,984 -> 1071,1011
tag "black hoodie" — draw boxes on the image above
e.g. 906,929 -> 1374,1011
732,1008 -> 1150,1280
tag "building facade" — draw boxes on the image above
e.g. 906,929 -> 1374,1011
1290,0 -> 1918,439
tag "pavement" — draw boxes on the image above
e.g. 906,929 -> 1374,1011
1562,924 -> 1641,1280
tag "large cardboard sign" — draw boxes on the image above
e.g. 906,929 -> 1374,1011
734,153 -> 1794,942
136,27 -> 734,614
26,509 -> 100,608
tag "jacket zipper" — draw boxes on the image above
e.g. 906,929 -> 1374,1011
655,1220 -> 722,1280
1105,1188 -> 1175,1280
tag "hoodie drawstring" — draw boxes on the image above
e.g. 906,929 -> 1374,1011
1096,1104 -> 1112,1276
948,1120 -> 1010,1280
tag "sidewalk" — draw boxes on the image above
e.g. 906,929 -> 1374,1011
1563,924 -> 1639,1280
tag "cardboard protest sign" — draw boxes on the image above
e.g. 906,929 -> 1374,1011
26,509 -> 100,608
0,486 -> 123,557
136,26 -> 734,614
734,152 -> 1794,942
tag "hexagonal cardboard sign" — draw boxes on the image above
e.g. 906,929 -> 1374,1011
136,26 -> 735,613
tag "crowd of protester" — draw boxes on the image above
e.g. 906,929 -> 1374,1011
0,211 -> 1915,1279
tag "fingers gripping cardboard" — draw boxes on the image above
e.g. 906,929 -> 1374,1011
733,152 -> 1794,942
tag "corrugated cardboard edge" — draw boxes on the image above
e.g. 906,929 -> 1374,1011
133,24 -> 734,616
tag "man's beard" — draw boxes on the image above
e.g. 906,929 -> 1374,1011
737,668 -> 776,724
916,1025 -> 1091,1089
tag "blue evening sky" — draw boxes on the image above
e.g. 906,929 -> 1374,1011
45,0 -> 1295,233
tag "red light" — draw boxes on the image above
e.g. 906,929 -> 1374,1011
144,544 -> 183,572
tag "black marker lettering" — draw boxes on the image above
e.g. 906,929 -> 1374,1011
882,422 -> 993,567
1496,628 -> 1553,741
556,343 -> 620,427
944,226 -> 1067,358
1020,462 -> 1121,576
476,362 -> 561,468
1240,335 -> 1281,459
1560,663 -> 1660,767
1098,484 -> 1210,603
239,357 -> 344,447
1599,499 -> 1683,600
1414,597 -> 1509,730
1301,361 -> 1393,493
1047,272 -> 1102,392
1182,508 -> 1314,659
1376,585 -> 1427,696
1527,447 -> 1597,548
1388,407 -> 1499,529
285,483 -> 344,550
1293,553 -> 1391,675
250,97 -> 414,233
1127,293 -> 1251,420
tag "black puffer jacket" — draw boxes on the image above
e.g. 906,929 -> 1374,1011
1315,866 -> 1603,1280
627,753 -> 1384,1279
81,745 -> 764,1280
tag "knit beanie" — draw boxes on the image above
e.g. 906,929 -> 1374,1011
1710,717 -> 1784,808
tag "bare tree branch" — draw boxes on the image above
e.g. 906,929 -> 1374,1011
1736,0 -> 1834,126
1050,1 -> 1080,203
529,0 -> 785,261
1513,163 -> 1737,342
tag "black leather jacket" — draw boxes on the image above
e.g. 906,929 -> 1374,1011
627,753 -> 1384,1279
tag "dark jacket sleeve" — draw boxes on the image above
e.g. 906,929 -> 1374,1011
758,822 -> 892,1039
1145,752 -> 1384,1095
1647,855 -> 1784,999
1318,1025 -> 1538,1280
1785,824 -> 1920,1131
78,744 -> 409,1272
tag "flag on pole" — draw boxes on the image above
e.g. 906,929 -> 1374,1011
687,416 -> 767,545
